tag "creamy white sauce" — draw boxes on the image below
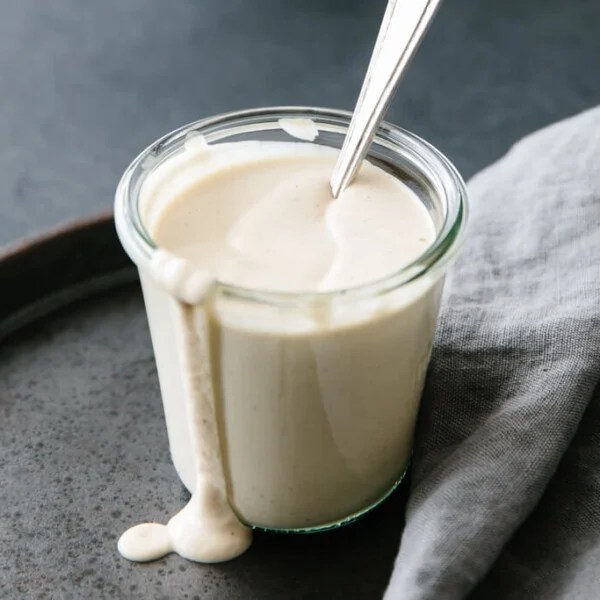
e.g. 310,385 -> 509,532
278,117 -> 320,141
145,141 -> 434,292
119,302 -> 252,563
119,138 -> 437,563
149,250 -> 214,305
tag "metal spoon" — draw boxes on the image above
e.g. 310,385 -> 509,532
330,0 -> 443,198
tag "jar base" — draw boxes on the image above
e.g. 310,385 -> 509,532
248,462 -> 410,534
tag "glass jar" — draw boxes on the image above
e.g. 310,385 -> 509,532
114,107 -> 468,532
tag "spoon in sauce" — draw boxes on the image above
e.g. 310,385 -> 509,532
330,0 -> 444,198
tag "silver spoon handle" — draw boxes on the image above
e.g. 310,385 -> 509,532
330,0 -> 443,198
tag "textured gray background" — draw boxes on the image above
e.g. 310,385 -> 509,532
1,0 -> 600,599
2,0 -> 599,249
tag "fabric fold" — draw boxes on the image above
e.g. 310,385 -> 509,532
385,107 -> 600,599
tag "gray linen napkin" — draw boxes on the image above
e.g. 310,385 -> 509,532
385,107 -> 600,599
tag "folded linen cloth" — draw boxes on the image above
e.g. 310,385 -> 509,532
385,107 -> 600,599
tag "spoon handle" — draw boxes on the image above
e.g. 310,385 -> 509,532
330,0 -> 443,198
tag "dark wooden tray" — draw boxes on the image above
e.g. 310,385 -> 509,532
0,214 -> 407,599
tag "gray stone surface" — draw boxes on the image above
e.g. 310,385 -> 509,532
0,286 -> 408,599
1,1 -> 600,598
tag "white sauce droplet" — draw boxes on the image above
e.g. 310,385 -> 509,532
149,249 -> 214,305
118,294 -> 252,563
278,118 -> 319,141
118,523 -> 171,562
184,131 -> 209,152
118,478 -> 251,563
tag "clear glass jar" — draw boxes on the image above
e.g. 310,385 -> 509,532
114,107 -> 468,532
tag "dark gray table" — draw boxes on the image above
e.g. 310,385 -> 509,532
1,1 -> 599,598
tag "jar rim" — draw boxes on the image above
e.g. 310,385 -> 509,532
115,106 -> 468,306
